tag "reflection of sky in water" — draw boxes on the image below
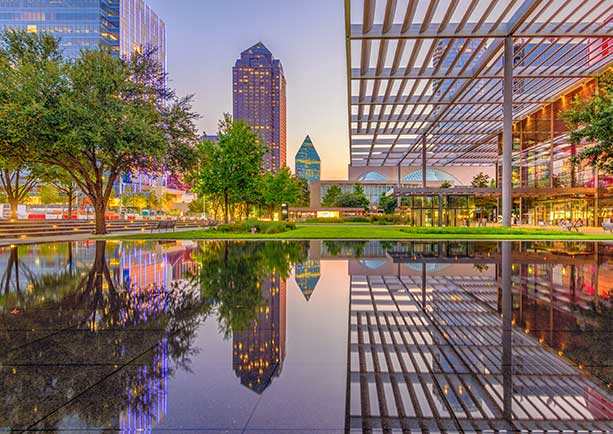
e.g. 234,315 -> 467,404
357,259 -> 388,269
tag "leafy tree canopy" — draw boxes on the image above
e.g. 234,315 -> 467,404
195,114 -> 264,223
564,71 -> 613,175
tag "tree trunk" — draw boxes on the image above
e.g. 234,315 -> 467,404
67,190 -> 74,220
224,192 -> 229,224
8,199 -> 18,220
94,199 -> 107,235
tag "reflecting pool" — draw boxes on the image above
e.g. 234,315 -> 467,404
0,240 -> 611,433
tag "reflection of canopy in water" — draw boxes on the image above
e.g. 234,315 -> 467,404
404,263 -> 451,273
358,259 -> 388,270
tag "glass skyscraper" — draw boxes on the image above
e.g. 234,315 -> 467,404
0,0 -> 166,66
295,135 -> 321,182
233,42 -> 287,173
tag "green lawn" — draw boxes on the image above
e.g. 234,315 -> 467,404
114,224 -> 613,241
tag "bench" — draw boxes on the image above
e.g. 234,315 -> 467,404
151,220 -> 176,233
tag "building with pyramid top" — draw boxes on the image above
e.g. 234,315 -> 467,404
295,135 -> 321,182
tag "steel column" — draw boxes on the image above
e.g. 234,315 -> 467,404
397,165 -> 402,207
422,135 -> 427,189
502,36 -> 514,227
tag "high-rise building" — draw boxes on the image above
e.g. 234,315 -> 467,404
233,42 -> 287,173
295,135 -> 321,182
0,0 -> 166,66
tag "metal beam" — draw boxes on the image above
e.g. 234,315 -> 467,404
351,67 -> 592,80
349,22 -> 612,39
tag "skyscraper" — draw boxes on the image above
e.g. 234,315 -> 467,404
0,0 -> 166,66
233,42 -> 287,173
295,135 -> 321,182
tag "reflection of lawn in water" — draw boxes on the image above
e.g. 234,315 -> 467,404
114,225 -> 613,240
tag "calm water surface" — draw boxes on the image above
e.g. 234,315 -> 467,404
0,240 -> 611,433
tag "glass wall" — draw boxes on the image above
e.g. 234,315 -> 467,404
498,79 -> 604,226
401,195 -> 475,227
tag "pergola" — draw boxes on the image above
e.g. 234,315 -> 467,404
345,0 -> 613,225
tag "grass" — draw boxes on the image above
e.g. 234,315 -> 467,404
113,224 -> 613,241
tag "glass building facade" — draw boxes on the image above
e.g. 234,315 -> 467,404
497,78 -> 610,226
0,0 -> 166,65
295,135 -> 321,182
233,42 -> 287,173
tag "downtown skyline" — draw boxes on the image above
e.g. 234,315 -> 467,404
146,0 -> 349,179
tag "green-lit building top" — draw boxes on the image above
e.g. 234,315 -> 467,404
295,135 -> 321,182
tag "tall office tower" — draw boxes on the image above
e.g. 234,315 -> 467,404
0,0 -> 166,66
233,42 -> 287,173
295,135 -> 321,182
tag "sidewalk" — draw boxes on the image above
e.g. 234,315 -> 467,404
0,227 -> 200,248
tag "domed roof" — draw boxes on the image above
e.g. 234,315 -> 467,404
357,171 -> 386,181
403,169 -> 460,184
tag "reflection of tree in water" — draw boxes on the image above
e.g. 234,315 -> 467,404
323,241 -> 368,258
0,241 -> 205,431
192,240 -> 307,337
191,241 -> 307,394
0,240 -> 308,428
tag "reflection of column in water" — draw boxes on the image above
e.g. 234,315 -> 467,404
120,337 -> 169,432
501,241 -> 513,421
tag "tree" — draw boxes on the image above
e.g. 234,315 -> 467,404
440,181 -> 453,189
379,192 -> 398,214
564,71 -> 613,174
352,183 -> 370,210
295,177 -> 310,207
40,167 -> 79,219
471,172 -> 492,188
38,184 -> 61,206
146,191 -> 160,212
260,167 -> 302,217
0,30 -> 62,219
30,45 -> 199,234
159,192 -> 175,214
194,114 -> 264,224
321,185 -> 342,207
132,193 -> 148,214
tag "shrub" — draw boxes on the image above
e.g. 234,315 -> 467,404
369,214 -> 409,225
346,216 -> 370,223
212,219 -> 295,234
304,218 -> 346,224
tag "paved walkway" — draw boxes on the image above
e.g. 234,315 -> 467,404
0,227 -> 200,247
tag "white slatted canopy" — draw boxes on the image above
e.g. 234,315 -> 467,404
345,0 -> 613,167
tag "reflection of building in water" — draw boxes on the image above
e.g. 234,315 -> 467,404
233,275 -> 287,394
295,259 -> 320,301
347,250 -> 612,432
120,338 -> 169,433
